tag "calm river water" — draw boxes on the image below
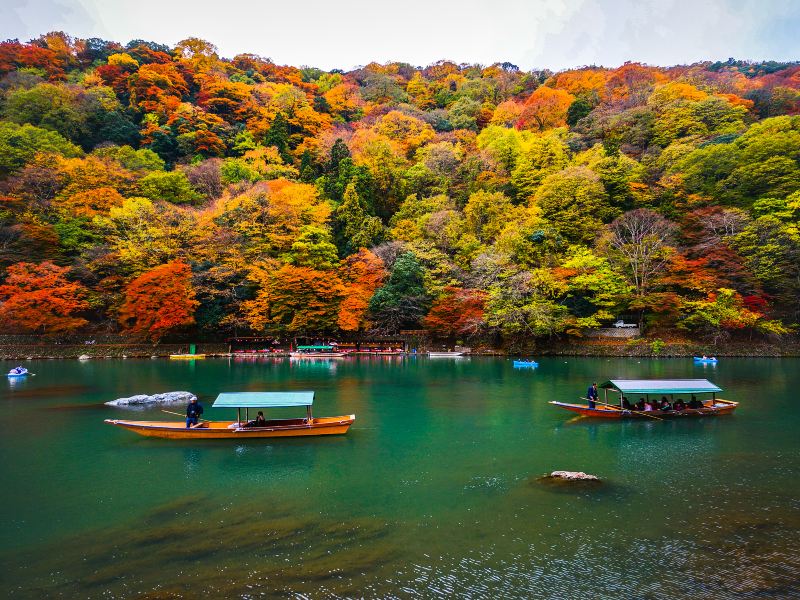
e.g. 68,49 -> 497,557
1,356 -> 798,598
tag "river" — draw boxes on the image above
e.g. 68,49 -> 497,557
1,356 -> 798,598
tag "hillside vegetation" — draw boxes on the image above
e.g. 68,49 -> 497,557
0,33 -> 798,343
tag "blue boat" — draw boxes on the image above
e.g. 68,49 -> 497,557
513,360 -> 538,368
7,366 -> 29,378
693,356 -> 718,364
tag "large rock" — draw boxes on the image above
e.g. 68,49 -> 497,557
106,391 -> 197,406
549,470 -> 599,481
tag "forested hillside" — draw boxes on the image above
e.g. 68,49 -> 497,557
0,32 -> 798,343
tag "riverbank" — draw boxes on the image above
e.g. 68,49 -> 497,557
0,342 -> 229,360
532,337 -> 800,357
0,335 -> 797,360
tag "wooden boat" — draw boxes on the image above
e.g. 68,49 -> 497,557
169,354 -> 206,360
105,391 -> 355,439
549,379 -> 738,419
289,345 -> 347,358
513,360 -> 538,368
428,351 -> 465,357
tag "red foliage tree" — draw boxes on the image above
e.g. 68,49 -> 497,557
0,261 -> 89,334
423,287 -> 487,339
118,261 -> 199,341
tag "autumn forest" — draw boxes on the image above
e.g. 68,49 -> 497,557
0,33 -> 798,345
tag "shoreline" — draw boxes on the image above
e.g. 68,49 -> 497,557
1,339 -> 798,360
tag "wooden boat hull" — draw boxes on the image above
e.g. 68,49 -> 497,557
549,400 -> 738,419
170,354 -> 206,359
104,415 -> 355,439
289,352 -> 347,358
428,352 -> 465,357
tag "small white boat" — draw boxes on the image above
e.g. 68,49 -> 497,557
427,351 -> 465,357
7,367 -> 29,378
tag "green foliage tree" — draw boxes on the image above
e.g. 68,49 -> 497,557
533,167 -> 616,244
0,122 -> 82,176
138,171 -> 202,204
368,252 -> 430,332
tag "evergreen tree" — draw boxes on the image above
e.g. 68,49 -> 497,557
368,252 -> 430,333
264,112 -> 290,162
334,183 -> 384,255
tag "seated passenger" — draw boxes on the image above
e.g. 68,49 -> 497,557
660,399 -> 672,411
688,396 -> 703,409
253,411 -> 267,427
674,399 -> 686,411
636,398 -> 646,411
643,402 -> 654,412
622,397 -> 632,410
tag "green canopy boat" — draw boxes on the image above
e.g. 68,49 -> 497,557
549,378 -> 737,419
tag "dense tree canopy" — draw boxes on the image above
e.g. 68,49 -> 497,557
0,33 -> 798,342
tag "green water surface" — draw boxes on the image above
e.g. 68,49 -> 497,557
1,356 -> 798,598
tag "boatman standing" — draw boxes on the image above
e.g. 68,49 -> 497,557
586,382 -> 599,409
186,397 -> 204,428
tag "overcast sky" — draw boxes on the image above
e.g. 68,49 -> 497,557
4,0 -> 800,71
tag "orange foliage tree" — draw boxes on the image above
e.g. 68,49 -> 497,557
517,87 -> 575,130
0,261 -> 89,334
62,187 -> 125,217
337,249 -> 386,331
118,261 -> 199,341
423,287 -> 487,339
243,263 -> 344,333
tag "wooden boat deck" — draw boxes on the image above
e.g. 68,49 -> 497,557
549,399 -> 738,419
105,415 -> 355,438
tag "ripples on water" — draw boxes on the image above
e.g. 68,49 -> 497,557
5,483 -> 799,599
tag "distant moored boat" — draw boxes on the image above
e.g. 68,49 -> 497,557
513,360 -> 538,368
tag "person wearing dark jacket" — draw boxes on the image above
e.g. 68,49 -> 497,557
586,383 -> 599,409
186,398 -> 204,428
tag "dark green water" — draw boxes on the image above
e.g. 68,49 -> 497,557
1,356 -> 798,598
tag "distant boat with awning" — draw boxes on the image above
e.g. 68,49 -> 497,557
549,379 -> 737,419
289,345 -> 347,358
105,391 -> 355,438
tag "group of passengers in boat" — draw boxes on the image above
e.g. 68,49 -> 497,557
621,395 -> 705,412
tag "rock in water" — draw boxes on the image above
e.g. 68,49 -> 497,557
106,391 -> 197,406
549,470 -> 600,481
78,354 -> 91,360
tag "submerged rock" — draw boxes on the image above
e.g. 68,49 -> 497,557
548,470 -> 600,481
106,391 -> 197,406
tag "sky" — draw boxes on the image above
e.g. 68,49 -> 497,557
3,0 -> 800,71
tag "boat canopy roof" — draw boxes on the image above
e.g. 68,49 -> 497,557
599,379 -> 722,394
296,345 -> 334,350
213,391 -> 314,408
